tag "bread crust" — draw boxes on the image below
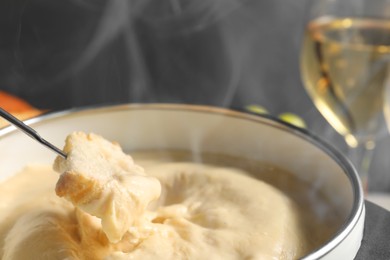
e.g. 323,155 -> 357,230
55,171 -> 103,205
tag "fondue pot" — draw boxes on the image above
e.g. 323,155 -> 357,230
0,104 -> 365,259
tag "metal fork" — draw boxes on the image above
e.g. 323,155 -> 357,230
0,107 -> 67,159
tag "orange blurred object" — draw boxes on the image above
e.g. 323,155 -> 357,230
0,91 -> 43,128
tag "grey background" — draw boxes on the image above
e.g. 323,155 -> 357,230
0,0 -> 389,192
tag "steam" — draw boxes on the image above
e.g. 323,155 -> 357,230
10,0 -> 311,112
71,0 -> 132,74
67,0 -> 245,104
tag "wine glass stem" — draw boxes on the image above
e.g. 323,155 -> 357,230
347,140 -> 376,194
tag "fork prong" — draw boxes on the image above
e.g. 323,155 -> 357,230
0,107 -> 67,159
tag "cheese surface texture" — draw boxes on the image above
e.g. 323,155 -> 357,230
0,133 -> 315,259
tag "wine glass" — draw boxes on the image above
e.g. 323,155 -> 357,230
300,0 -> 390,192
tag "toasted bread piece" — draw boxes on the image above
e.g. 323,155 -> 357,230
53,132 -> 161,243
55,171 -> 102,205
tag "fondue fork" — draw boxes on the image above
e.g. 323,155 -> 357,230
0,107 -> 67,159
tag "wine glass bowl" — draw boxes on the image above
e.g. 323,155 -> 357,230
300,0 -> 390,191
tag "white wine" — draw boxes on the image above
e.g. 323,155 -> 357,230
384,74 -> 390,134
301,17 -> 390,147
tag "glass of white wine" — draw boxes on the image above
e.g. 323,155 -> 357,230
300,0 -> 390,192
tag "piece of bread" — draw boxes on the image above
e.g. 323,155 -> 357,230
53,132 -> 161,243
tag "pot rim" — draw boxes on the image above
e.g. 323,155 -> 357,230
0,103 -> 365,259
